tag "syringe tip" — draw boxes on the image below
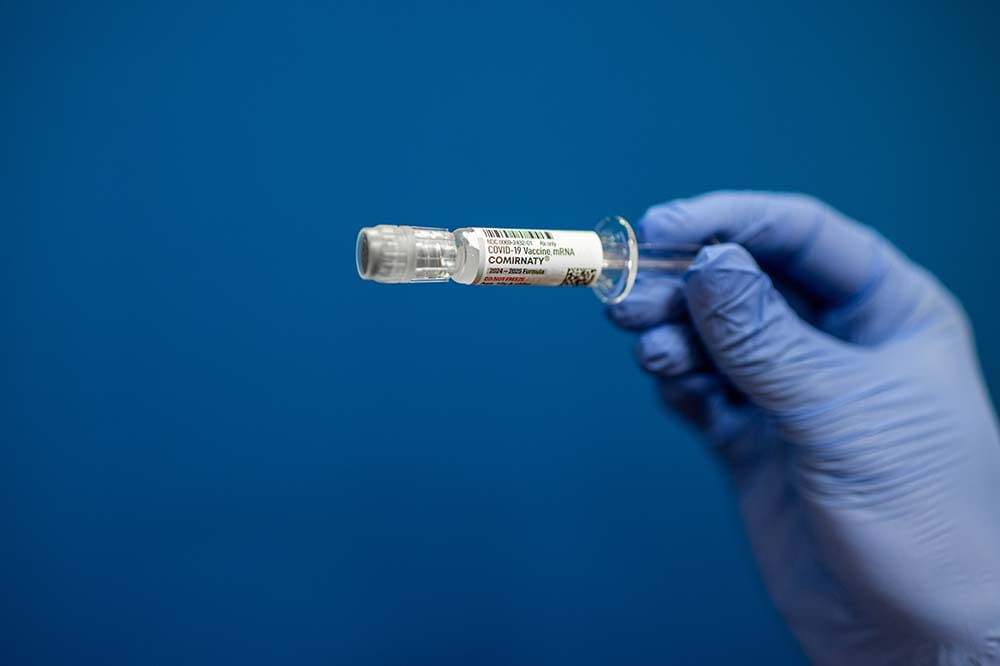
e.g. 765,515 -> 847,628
356,225 -> 458,283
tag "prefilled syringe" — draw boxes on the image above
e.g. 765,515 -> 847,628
355,217 -> 700,304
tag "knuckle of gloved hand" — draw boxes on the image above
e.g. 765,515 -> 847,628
926,277 -> 973,341
780,191 -> 825,212
691,189 -> 744,205
637,201 -> 686,241
636,325 -> 702,376
634,334 -> 669,373
606,279 -> 687,330
604,302 -> 634,327
635,330 -> 694,375
885,264 -> 975,345
943,299 -> 974,346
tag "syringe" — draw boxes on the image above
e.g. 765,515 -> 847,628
355,217 -> 701,304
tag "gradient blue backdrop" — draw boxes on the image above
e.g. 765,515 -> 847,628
4,2 -> 999,664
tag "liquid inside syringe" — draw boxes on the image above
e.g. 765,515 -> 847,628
356,217 -> 701,303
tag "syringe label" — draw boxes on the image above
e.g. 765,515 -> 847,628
469,228 -> 603,287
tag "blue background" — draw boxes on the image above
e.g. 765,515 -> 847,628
4,2 -> 999,664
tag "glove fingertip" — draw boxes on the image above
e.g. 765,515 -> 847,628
685,242 -> 759,277
605,276 -> 685,330
605,300 -> 652,329
634,324 -> 703,376
684,244 -> 764,306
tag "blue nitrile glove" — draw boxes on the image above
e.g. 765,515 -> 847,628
607,191 -> 1000,665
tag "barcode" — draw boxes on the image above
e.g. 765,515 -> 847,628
560,268 -> 597,286
482,228 -> 554,240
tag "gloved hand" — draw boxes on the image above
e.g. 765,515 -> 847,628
606,191 -> 1000,665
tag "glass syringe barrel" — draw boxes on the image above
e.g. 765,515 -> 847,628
355,217 -> 701,304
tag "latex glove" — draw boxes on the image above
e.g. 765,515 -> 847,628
607,191 -> 1000,665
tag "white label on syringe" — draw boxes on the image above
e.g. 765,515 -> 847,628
468,228 -> 603,287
